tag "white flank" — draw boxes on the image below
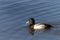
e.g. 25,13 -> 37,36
34,24 -> 46,30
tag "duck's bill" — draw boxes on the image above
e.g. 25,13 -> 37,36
26,21 -> 29,24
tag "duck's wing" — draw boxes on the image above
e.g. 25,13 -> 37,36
38,22 -> 60,25
46,22 -> 60,25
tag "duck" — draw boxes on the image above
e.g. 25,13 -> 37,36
26,18 -> 53,35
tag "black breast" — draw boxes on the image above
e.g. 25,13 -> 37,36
29,25 -> 35,35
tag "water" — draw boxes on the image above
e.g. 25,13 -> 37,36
0,0 -> 60,40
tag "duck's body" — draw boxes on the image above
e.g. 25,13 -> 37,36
26,18 -> 53,35
34,23 -> 46,30
32,23 -> 52,30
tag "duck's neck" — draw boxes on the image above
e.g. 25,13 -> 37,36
29,24 -> 34,26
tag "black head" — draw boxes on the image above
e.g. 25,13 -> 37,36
27,18 -> 35,25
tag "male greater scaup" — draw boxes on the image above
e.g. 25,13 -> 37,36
26,18 -> 53,35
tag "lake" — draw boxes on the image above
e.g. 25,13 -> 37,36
0,0 -> 60,40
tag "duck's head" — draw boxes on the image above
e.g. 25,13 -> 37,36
26,18 -> 35,35
26,18 -> 35,25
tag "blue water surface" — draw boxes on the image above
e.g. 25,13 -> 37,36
0,0 -> 60,40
